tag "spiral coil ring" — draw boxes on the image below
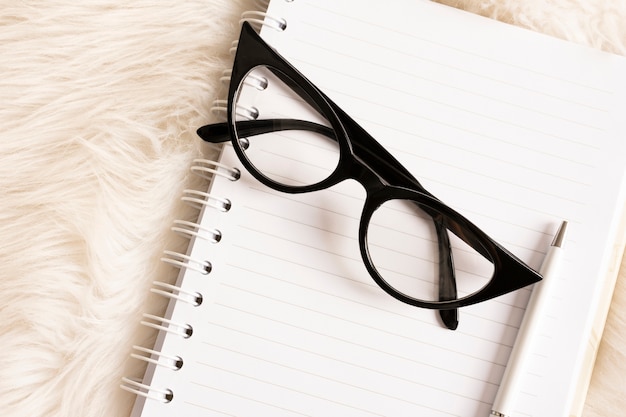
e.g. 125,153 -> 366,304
210,99 -> 260,121
151,280 -> 204,306
131,345 -> 184,371
181,189 -> 231,212
229,39 -> 239,56
141,313 -> 193,339
120,377 -> 174,403
216,9 -> 287,117
220,68 -> 268,91
191,158 -> 241,181
240,11 -> 287,32
161,250 -> 213,276
171,219 -> 222,243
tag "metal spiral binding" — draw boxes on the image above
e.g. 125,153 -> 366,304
213,8 -> 287,116
122,5 -> 287,406
229,8 -> 288,55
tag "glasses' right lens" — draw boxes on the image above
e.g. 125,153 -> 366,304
366,198 -> 495,303
233,65 -> 341,188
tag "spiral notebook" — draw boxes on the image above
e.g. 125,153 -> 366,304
122,1 -> 626,416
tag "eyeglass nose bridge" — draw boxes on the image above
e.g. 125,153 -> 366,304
346,153 -> 393,197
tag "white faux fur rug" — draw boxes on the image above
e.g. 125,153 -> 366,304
1,1 -> 624,417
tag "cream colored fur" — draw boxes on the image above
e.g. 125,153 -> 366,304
1,1 -> 624,417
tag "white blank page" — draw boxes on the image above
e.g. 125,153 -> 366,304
134,1 -> 626,417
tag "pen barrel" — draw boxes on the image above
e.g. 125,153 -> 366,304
491,247 -> 563,416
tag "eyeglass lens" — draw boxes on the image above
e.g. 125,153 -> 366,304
234,65 -> 341,187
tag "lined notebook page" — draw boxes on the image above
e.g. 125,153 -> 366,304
133,1 -> 626,417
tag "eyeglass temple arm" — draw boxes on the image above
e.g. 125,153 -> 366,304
435,219 -> 458,327
198,119 -> 333,144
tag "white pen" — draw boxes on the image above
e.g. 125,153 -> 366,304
490,220 -> 568,417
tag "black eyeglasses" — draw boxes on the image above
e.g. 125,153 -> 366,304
197,22 -> 542,329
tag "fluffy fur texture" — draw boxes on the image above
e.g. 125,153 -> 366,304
1,1 -> 624,417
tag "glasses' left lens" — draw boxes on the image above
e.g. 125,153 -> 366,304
232,65 -> 341,188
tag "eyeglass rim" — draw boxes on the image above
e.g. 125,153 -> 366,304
359,186 -> 542,309
227,23 -> 352,194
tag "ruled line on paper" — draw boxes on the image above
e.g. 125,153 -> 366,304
201,302 -> 499,408
224,256 -> 525,333
201,322 -> 500,390
230,240 -> 369,285
244,154 -> 588,231
385,149 -> 590,206
290,72 -> 602,172
236,169 -> 539,231
214,280 -> 511,370
239,182 -> 561,256
337,92 -> 602,168
264,84 -> 602,179
286,40 -> 607,135
299,1 -> 614,95
256,88 -> 595,221
237,223 -> 361,264
193,364 -> 388,417
358,118 -> 597,187
186,384 -> 312,417
241,201 -> 536,270
229,239 -> 529,319
237,217 -> 496,293
183,401 -> 241,417
269,57 -> 604,166
296,21 -> 613,102
197,340 -> 490,409
253,121 -> 595,194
